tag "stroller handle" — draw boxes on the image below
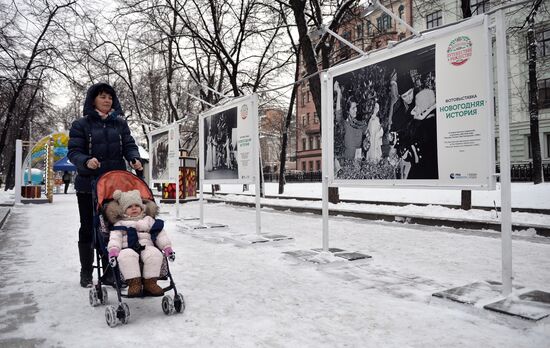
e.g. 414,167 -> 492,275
131,158 -> 145,179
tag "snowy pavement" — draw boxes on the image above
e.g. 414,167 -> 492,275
0,194 -> 549,347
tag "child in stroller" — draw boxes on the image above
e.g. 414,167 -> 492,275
106,189 -> 175,297
90,170 -> 185,327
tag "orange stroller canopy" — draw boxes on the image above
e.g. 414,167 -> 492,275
96,170 -> 153,208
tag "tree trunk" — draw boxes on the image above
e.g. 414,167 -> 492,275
328,187 -> 339,204
289,0 -> 322,125
461,190 -> 472,210
279,44 -> 301,194
528,13 -> 543,184
460,0 -> 472,18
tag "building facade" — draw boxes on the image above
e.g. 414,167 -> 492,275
260,108 -> 296,173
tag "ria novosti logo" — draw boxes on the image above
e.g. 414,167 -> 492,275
447,36 -> 472,66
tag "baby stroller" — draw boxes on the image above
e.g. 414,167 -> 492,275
88,170 -> 185,327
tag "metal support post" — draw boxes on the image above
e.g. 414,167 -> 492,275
321,73 -> 330,252
15,139 -> 22,204
495,9 -> 513,296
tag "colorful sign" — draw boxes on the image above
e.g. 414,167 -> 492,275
23,132 -> 69,170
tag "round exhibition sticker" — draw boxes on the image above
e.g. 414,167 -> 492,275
240,104 -> 248,119
447,36 -> 472,66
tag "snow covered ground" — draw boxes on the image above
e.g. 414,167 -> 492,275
0,188 -> 549,347
202,182 -> 550,229
206,182 -> 550,208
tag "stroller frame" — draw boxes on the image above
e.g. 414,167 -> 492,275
88,170 -> 185,327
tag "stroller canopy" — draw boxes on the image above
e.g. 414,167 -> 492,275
96,170 -> 153,208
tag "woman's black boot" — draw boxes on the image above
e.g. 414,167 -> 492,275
78,242 -> 94,287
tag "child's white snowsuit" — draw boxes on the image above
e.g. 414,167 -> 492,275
108,215 -> 171,279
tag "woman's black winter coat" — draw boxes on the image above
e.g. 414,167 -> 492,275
68,83 -> 140,193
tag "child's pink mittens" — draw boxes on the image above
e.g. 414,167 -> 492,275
108,248 -> 120,258
163,247 -> 175,262
108,248 -> 120,266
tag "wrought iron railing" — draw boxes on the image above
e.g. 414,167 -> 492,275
265,163 -> 550,183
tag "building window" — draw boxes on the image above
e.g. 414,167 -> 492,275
309,160 -> 314,171
398,5 -> 405,19
527,135 -> 532,159
306,91 -> 310,103
470,0 -> 490,15
539,78 -> 550,109
356,23 -> 363,39
537,28 -> 550,57
316,160 -> 321,171
301,162 -> 306,171
377,14 -> 392,32
342,31 -> 351,42
366,20 -> 372,35
426,11 -> 442,29
306,112 -> 310,125
546,133 -> 550,158
301,90 -> 306,106
302,138 -> 306,151
309,137 -> 313,150
313,112 -> 318,123
302,115 -> 307,126
316,136 -> 321,149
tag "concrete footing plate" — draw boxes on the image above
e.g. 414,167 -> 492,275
484,290 -> 550,321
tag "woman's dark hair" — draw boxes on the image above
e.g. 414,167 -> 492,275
92,84 -> 115,99
345,96 -> 357,120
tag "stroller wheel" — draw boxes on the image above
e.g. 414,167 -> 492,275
162,295 -> 174,315
118,303 -> 130,325
105,305 -> 118,327
100,287 -> 109,305
89,287 -> 100,307
174,293 -> 186,313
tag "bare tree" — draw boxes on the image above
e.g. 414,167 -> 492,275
0,0 -> 77,189
286,0 -> 357,202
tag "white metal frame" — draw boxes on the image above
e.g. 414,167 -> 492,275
15,140 -> 22,204
147,125 -> 176,186
198,94 -> 262,233
147,123 -> 181,218
494,9 -> 513,296
321,13 -> 515,297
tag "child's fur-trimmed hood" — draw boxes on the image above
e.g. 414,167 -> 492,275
104,198 -> 158,224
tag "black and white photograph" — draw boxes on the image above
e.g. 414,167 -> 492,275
333,44 -> 437,181
203,106 -> 238,180
151,130 -> 169,181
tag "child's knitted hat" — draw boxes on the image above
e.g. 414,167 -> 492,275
113,189 -> 145,213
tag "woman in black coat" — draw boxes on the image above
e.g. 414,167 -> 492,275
68,82 -> 142,287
